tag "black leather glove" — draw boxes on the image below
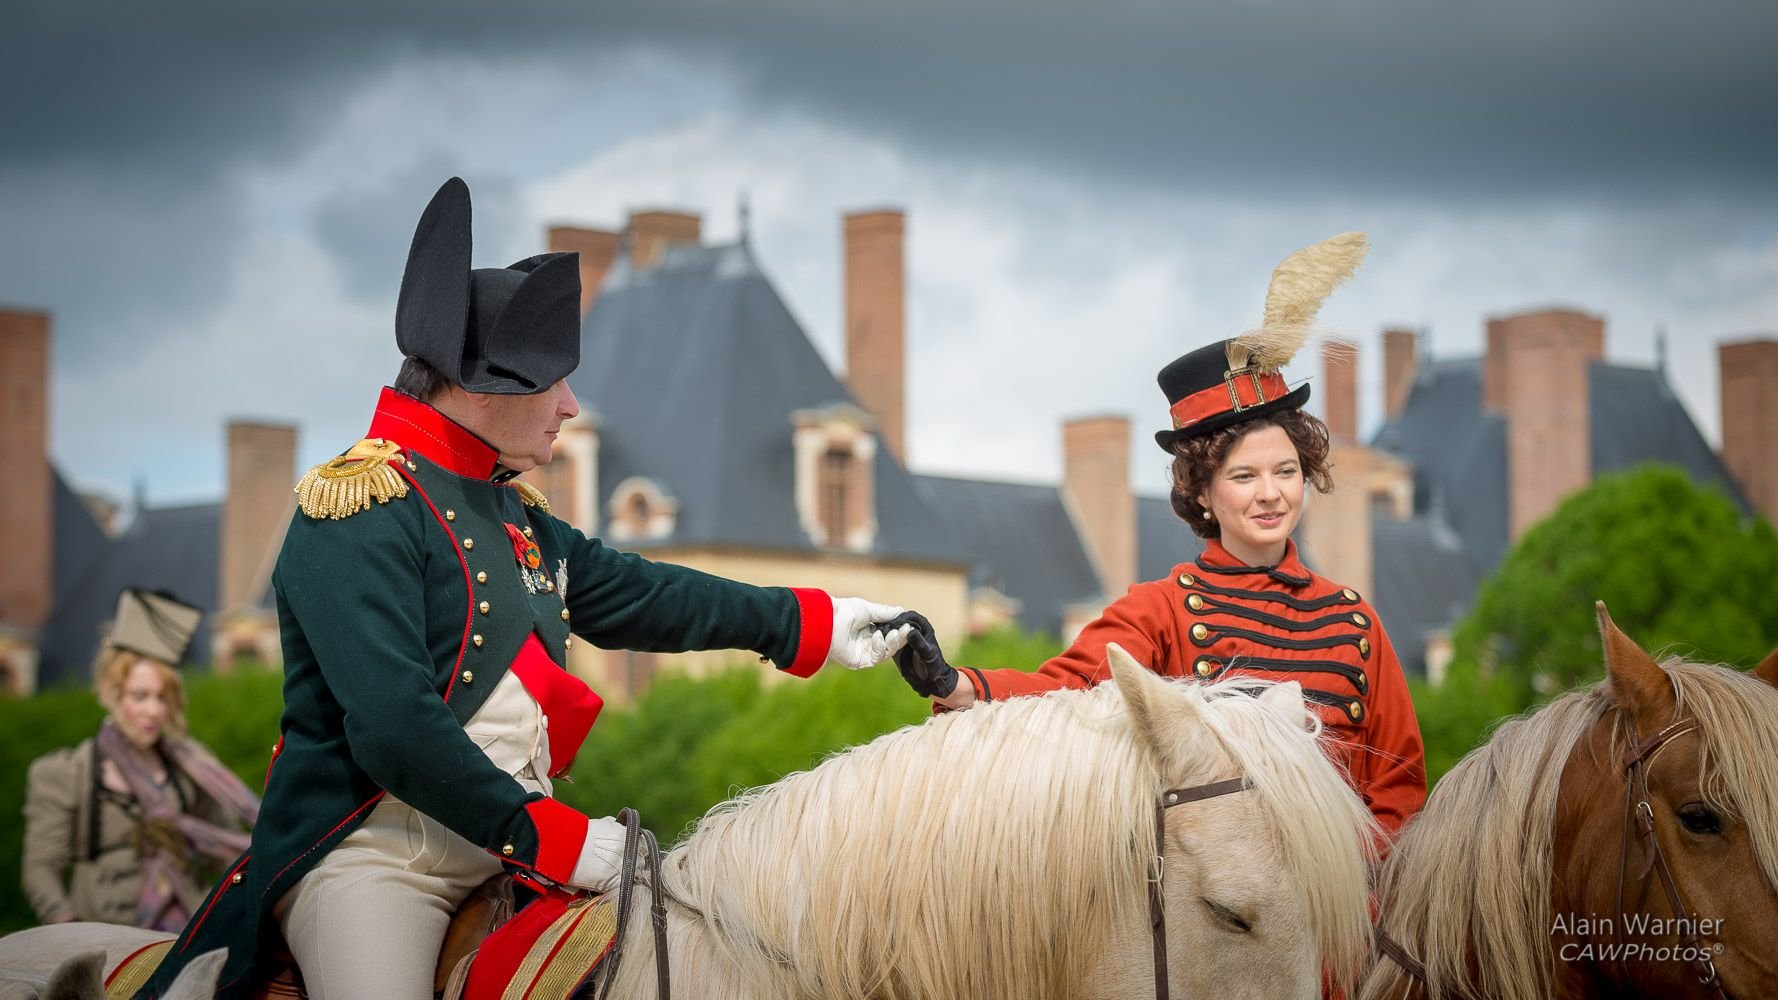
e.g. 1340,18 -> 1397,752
877,610 -> 958,698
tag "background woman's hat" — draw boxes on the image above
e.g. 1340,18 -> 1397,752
1153,232 -> 1369,452
395,177 -> 582,395
108,588 -> 204,666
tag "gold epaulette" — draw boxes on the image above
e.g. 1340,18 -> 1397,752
295,438 -> 411,520
513,480 -> 551,515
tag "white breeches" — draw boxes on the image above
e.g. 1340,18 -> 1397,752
280,670 -> 553,1000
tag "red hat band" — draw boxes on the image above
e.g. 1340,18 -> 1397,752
1168,368 -> 1291,432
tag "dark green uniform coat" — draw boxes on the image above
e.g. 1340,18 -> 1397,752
136,389 -> 829,998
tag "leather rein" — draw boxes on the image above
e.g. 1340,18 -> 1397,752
577,807 -> 671,1000
1374,716 -> 1728,998
1149,776 -> 1253,1000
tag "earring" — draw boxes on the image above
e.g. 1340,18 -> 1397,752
1200,507 -> 1213,520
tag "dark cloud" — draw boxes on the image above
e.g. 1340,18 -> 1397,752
312,157 -> 526,300
8,1 -> 1774,198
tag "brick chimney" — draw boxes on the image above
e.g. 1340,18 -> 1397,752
1061,415 -> 1135,598
626,210 -> 701,269
1720,337 -> 1778,527
1321,340 -> 1358,444
843,210 -> 907,461
1484,308 -> 1605,540
548,226 -> 621,316
1382,328 -> 1419,420
0,308 -> 52,633
220,421 -> 297,614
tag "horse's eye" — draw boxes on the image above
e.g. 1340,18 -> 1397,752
1676,802 -> 1723,836
1203,899 -> 1253,933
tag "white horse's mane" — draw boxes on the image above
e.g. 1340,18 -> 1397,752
1364,658 -> 1778,1000
659,674 -> 1375,998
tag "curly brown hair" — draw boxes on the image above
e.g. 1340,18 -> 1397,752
1168,408 -> 1334,539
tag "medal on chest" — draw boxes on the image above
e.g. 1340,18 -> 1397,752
504,522 -> 551,594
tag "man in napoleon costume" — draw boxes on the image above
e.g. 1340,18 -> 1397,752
132,178 -> 916,999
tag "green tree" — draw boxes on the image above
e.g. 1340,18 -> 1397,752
1451,464 -> 1778,702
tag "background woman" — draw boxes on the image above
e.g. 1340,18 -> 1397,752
901,233 -> 1426,839
20,589 -> 259,930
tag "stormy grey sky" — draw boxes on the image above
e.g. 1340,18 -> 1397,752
4,1 -> 1775,506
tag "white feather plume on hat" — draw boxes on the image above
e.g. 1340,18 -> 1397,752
1225,231 -> 1370,373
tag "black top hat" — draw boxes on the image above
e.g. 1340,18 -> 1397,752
395,177 -> 582,395
1150,231 -> 1369,453
1151,341 -> 1311,452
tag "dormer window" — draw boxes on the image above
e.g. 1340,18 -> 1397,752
792,403 -> 878,551
605,477 -> 679,542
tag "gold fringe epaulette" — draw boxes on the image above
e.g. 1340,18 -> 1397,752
513,480 -> 552,515
295,438 -> 411,520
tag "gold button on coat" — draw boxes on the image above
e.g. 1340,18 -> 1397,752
479,601 -> 490,614
1191,623 -> 1209,641
560,608 -> 571,621
445,509 -> 456,522
231,872 -> 244,884
472,634 -> 484,647
565,637 -> 574,651
476,571 -> 488,584
460,670 -> 474,684
1343,588 -> 1358,601
1349,701 -> 1364,721
1177,573 -> 1196,587
1195,659 -> 1213,677
501,843 -> 514,857
462,538 -> 474,550
1186,594 -> 1206,611
1358,637 -> 1370,656
523,526 -> 534,538
1352,613 -> 1369,627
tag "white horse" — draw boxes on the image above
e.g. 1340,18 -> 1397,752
4,643 -> 1376,999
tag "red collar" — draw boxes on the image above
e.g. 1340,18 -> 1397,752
366,387 -> 500,479
1199,538 -> 1312,582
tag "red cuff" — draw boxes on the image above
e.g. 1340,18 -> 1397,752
784,588 -> 832,678
520,798 -> 590,885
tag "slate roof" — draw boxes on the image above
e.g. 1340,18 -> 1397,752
571,241 -> 961,566
1370,357 -> 1746,580
1368,512 -> 1483,678
907,475 -> 1100,635
38,498 -> 221,687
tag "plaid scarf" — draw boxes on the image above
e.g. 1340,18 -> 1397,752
95,719 -> 260,932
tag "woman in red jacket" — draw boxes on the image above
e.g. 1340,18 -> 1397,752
904,233 -> 1426,840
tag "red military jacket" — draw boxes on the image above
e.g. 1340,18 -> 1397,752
961,539 -> 1426,838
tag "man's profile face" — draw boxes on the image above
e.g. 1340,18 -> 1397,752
473,379 -> 579,472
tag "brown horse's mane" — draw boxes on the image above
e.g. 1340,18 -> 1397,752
1364,658 -> 1778,1000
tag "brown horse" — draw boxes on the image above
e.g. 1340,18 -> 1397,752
1362,603 -> 1778,999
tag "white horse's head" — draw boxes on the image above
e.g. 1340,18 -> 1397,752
1097,642 -> 1377,999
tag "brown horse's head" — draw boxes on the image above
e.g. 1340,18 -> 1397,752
1548,604 -> 1778,997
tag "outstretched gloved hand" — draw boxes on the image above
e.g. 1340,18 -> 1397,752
567,815 -> 628,893
880,610 -> 959,699
828,597 -> 914,669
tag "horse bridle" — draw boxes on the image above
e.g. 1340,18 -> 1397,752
1375,716 -> 1729,998
1149,776 -> 1252,1000
1616,718 -> 1727,998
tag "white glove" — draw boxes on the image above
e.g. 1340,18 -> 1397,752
567,815 -> 628,893
828,597 -> 914,670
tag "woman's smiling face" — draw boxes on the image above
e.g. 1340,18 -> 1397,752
1199,423 -> 1305,566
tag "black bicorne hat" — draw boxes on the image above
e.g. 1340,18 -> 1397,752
395,177 -> 582,395
1151,231 -> 1369,453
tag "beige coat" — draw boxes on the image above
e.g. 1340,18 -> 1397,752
20,737 -> 232,926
